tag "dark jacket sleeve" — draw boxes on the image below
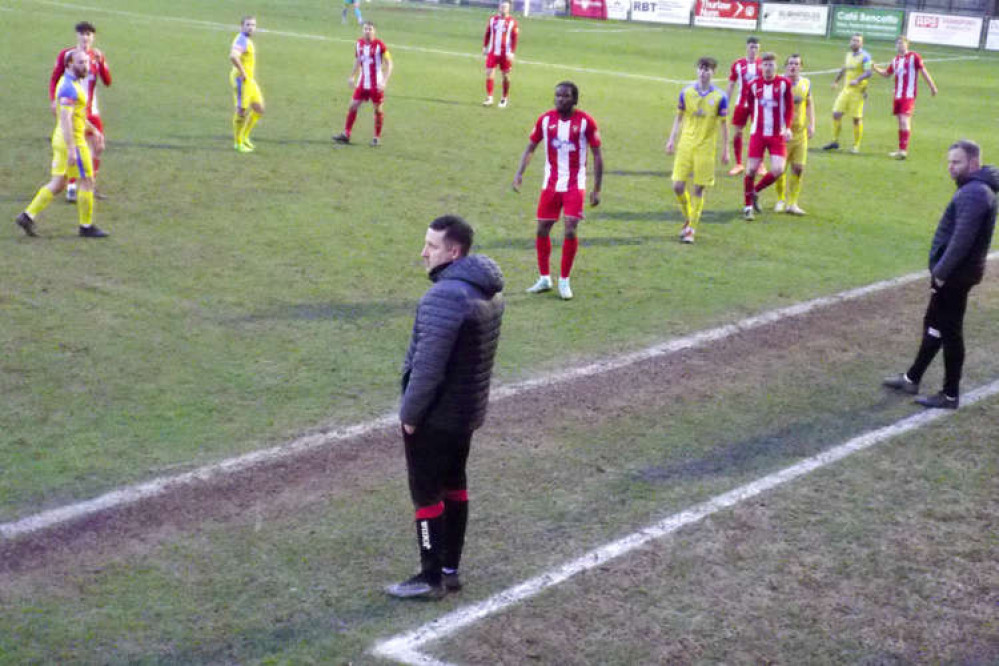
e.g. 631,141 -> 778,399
399,285 -> 467,426
932,183 -> 989,282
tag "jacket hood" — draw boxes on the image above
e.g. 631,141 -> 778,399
436,254 -> 505,297
968,165 -> 999,192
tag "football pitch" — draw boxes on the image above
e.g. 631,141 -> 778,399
2,0 -> 998,662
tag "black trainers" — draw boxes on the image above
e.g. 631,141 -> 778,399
370,137 -> 381,147
385,573 -> 446,600
882,373 -> 918,395
15,212 -> 38,237
822,141 -> 840,151
751,192 -> 762,213
332,132 -> 350,144
78,225 -> 109,238
442,571 -> 462,592
914,392 -> 959,410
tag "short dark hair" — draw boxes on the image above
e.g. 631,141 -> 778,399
76,21 -> 96,34
760,51 -> 777,62
556,81 -> 579,105
785,53 -> 801,65
697,57 -> 718,71
363,20 -> 375,28
950,139 -> 981,160
430,215 -> 474,255
746,37 -> 759,45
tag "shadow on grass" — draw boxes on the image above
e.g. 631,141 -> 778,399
233,299 -> 414,324
636,397 -> 906,484
606,170 -> 668,178
595,210 -> 732,225
477,235 -> 666,250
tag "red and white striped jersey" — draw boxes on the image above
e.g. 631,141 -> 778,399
483,15 -> 518,57
728,57 -> 761,109
886,51 -> 924,101
746,76 -> 794,139
529,109 -> 601,193
354,38 -> 389,91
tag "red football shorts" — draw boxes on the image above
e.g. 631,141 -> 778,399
748,134 -> 787,159
352,87 -> 385,105
892,98 -> 916,116
485,53 -> 513,73
731,104 -> 752,128
537,188 -> 585,221
86,114 -> 103,135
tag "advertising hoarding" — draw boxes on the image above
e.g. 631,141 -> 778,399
906,12 -> 983,49
760,3 -> 828,35
693,0 -> 759,30
831,6 -> 904,41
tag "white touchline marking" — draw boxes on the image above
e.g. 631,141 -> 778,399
372,377 -> 999,666
4,252 -> 996,540
805,55 -> 978,76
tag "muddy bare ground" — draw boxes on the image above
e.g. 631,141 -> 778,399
2,275 -> 996,581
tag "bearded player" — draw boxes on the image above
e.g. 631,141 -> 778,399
49,21 -> 111,202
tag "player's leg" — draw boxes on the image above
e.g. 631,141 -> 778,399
335,96 -> 364,143
242,92 -> 265,150
685,152 -> 714,242
527,211 -> 558,293
372,98 -> 385,146
483,65 -> 497,105
755,151 -> 785,194
893,108 -> 912,159
729,108 -> 747,175
354,0 -> 364,25
73,144 -> 105,237
671,150 -> 692,231
673,179 -> 690,227
850,95 -> 865,153
743,137 -> 764,218
499,61 -> 512,107
683,184 -> 706,244
824,93 -> 846,149
18,138 -> 71,235
558,213 -> 581,299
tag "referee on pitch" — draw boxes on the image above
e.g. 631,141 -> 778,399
387,215 -> 505,600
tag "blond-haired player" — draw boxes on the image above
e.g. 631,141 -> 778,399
823,33 -> 871,154
775,54 -> 814,216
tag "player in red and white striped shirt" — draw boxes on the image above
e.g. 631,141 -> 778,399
725,36 -> 761,176
482,1 -> 519,108
874,37 -> 938,160
50,21 -> 111,201
742,52 -> 793,221
333,22 -> 393,147
513,82 -> 603,300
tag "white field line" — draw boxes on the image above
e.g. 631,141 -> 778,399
372,377 -> 999,666
4,252 -> 997,541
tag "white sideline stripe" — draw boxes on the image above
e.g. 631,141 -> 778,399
4,253 -> 997,541
372,378 -> 999,666
806,55 -> 977,76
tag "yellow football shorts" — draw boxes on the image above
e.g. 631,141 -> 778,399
832,88 -> 865,119
671,145 -> 717,188
786,132 -> 808,166
51,133 -> 93,179
231,74 -> 264,111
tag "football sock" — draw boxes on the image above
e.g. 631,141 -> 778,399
775,171 -> 786,201
899,129 -> 911,151
853,121 -> 863,149
92,157 -> 100,175
689,194 -> 704,230
242,110 -> 260,143
754,172 -> 777,193
560,237 -> 578,278
674,190 -> 690,223
374,111 -> 384,138
345,108 -> 358,136
233,112 -> 246,144
486,78 -> 495,96
414,503 -> 445,583
354,6 -> 363,23
832,116 -> 842,142
443,491 -> 469,572
502,79 -> 510,99
788,171 -> 803,206
743,174 -> 755,206
733,134 -> 743,166
535,235 -> 551,277
26,186 -> 55,219
77,189 -> 94,228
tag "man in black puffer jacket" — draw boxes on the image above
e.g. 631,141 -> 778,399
387,215 -> 505,600
884,139 -> 998,409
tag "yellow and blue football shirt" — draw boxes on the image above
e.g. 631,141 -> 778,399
676,84 -> 728,151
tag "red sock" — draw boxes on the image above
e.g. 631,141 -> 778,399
92,157 -> 100,174
754,172 -> 777,193
486,79 -> 495,96
535,235 -> 551,276
345,109 -> 358,135
733,134 -> 743,166
743,174 -> 755,205
899,129 -> 911,151
502,79 -> 510,98
374,111 -> 384,138
69,177 -> 77,186
560,237 -> 578,279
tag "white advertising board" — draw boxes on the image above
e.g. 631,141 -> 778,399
630,0 -> 691,25
986,18 -> 999,51
760,3 -> 828,35
607,0 -> 630,20
906,12 -> 983,49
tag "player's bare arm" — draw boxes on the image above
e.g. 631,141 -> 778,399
832,68 -> 844,89
665,111 -> 683,154
229,49 -> 247,80
348,59 -> 361,88
806,91 -> 815,138
922,65 -> 939,96
379,53 -> 394,92
720,119 -> 730,164
589,144 -> 602,207
512,140 -> 539,192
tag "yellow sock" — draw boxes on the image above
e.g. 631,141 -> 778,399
689,194 -> 704,231
853,121 -> 863,149
788,171 -> 803,206
674,190 -> 690,223
242,111 -> 260,143
26,187 -> 55,218
233,112 -> 246,144
775,171 -> 786,201
832,117 -> 842,142
77,188 -> 94,227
